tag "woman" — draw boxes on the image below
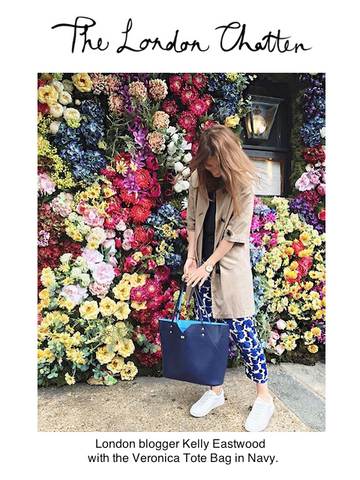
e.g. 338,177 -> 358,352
183,124 -> 274,432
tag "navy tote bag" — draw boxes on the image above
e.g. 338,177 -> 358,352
159,283 -> 229,386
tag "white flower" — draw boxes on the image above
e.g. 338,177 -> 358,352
174,161 -> 184,173
70,267 -> 83,279
51,80 -> 64,94
49,103 -> 64,118
182,167 -> 191,178
174,180 -> 190,193
183,153 -> 192,164
171,133 -> 179,143
167,141 -> 177,155
80,273 -> 91,287
181,198 -> 188,210
167,126 -> 177,136
320,126 -> 326,138
58,90 -> 73,106
60,253 -> 72,264
62,79 -> 74,93
49,120 -> 61,134
182,139 -> 191,150
63,107 -> 80,121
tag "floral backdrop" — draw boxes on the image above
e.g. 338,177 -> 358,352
37,72 -> 325,386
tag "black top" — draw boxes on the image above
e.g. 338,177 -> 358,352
202,190 -> 216,261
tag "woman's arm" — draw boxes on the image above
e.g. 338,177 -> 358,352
186,238 -> 234,288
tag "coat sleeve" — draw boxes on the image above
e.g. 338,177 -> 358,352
222,188 -> 254,244
185,171 -> 197,232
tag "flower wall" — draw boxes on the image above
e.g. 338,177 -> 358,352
37,72 -> 325,386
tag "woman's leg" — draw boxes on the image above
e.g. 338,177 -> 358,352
190,278 -> 224,417
227,317 -> 274,431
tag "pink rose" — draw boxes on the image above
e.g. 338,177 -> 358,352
38,172 -> 56,196
83,207 -> 105,227
61,284 -> 88,305
88,281 -> 110,299
276,319 -> 286,330
82,248 -> 104,271
276,345 -> 285,355
103,239 -> 116,256
92,262 -> 115,285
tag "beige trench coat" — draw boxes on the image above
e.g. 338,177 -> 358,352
185,171 -> 255,319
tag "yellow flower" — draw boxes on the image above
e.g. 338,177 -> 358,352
39,288 -> 50,300
59,298 -> 75,312
304,331 -> 313,341
311,327 -> 321,337
96,345 -> 115,364
303,281 -> 314,291
120,361 -> 138,380
308,344 -> 319,354
79,300 -> 99,320
288,303 -> 300,317
40,267 -> 57,287
65,373 -> 76,385
285,320 -> 297,331
133,252 -> 143,262
38,84 -> 59,105
72,73 -> 92,92
285,247 -> 294,256
299,232 -> 311,245
86,239 -> 100,250
116,338 -> 135,358
114,301 -> 131,320
102,186 -> 116,198
107,356 -> 125,374
99,297 -> 117,316
71,331 -> 82,345
113,283 -> 131,301
131,300 -> 147,310
62,277 -> 73,286
67,348 -> 86,365
224,114 -> 240,128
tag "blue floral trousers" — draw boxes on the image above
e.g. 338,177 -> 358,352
195,277 -> 268,384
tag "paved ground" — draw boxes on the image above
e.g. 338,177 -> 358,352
37,362 -> 325,433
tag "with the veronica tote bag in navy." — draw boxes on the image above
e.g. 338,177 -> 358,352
159,283 -> 229,386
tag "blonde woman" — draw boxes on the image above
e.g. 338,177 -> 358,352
183,124 -> 274,432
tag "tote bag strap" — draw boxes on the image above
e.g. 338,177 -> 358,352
172,282 -> 210,324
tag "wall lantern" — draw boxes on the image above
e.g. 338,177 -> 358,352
245,95 -> 283,143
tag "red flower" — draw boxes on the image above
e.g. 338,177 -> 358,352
146,155 -> 159,170
154,265 -> 171,283
202,94 -> 214,110
135,168 -> 151,189
178,110 -> 197,131
148,178 -> 161,198
192,73 -> 208,90
297,257 -> 313,277
130,204 -> 151,224
318,208 -> 326,221
162,99 -> 179,116
38,102 -> 50,115
169,75 -> 183,95
180,86 -> 199,105
120,189 -> 138,205
191,141 -> 199,156
292,240 -> 306,256
182,74 -> 192,83
189,98 -> 208,117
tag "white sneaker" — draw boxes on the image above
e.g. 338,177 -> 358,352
245,396 -> 275,432
190,389 -> 225,417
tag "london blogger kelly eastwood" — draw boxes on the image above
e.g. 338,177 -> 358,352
182,125 -> 275,432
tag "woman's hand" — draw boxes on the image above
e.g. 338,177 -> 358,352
182,258 -> 197,283
185,264 -> 210,288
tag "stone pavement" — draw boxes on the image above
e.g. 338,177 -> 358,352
37,362 -> 325,433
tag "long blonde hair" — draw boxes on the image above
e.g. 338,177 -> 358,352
190,125 -> 259,216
